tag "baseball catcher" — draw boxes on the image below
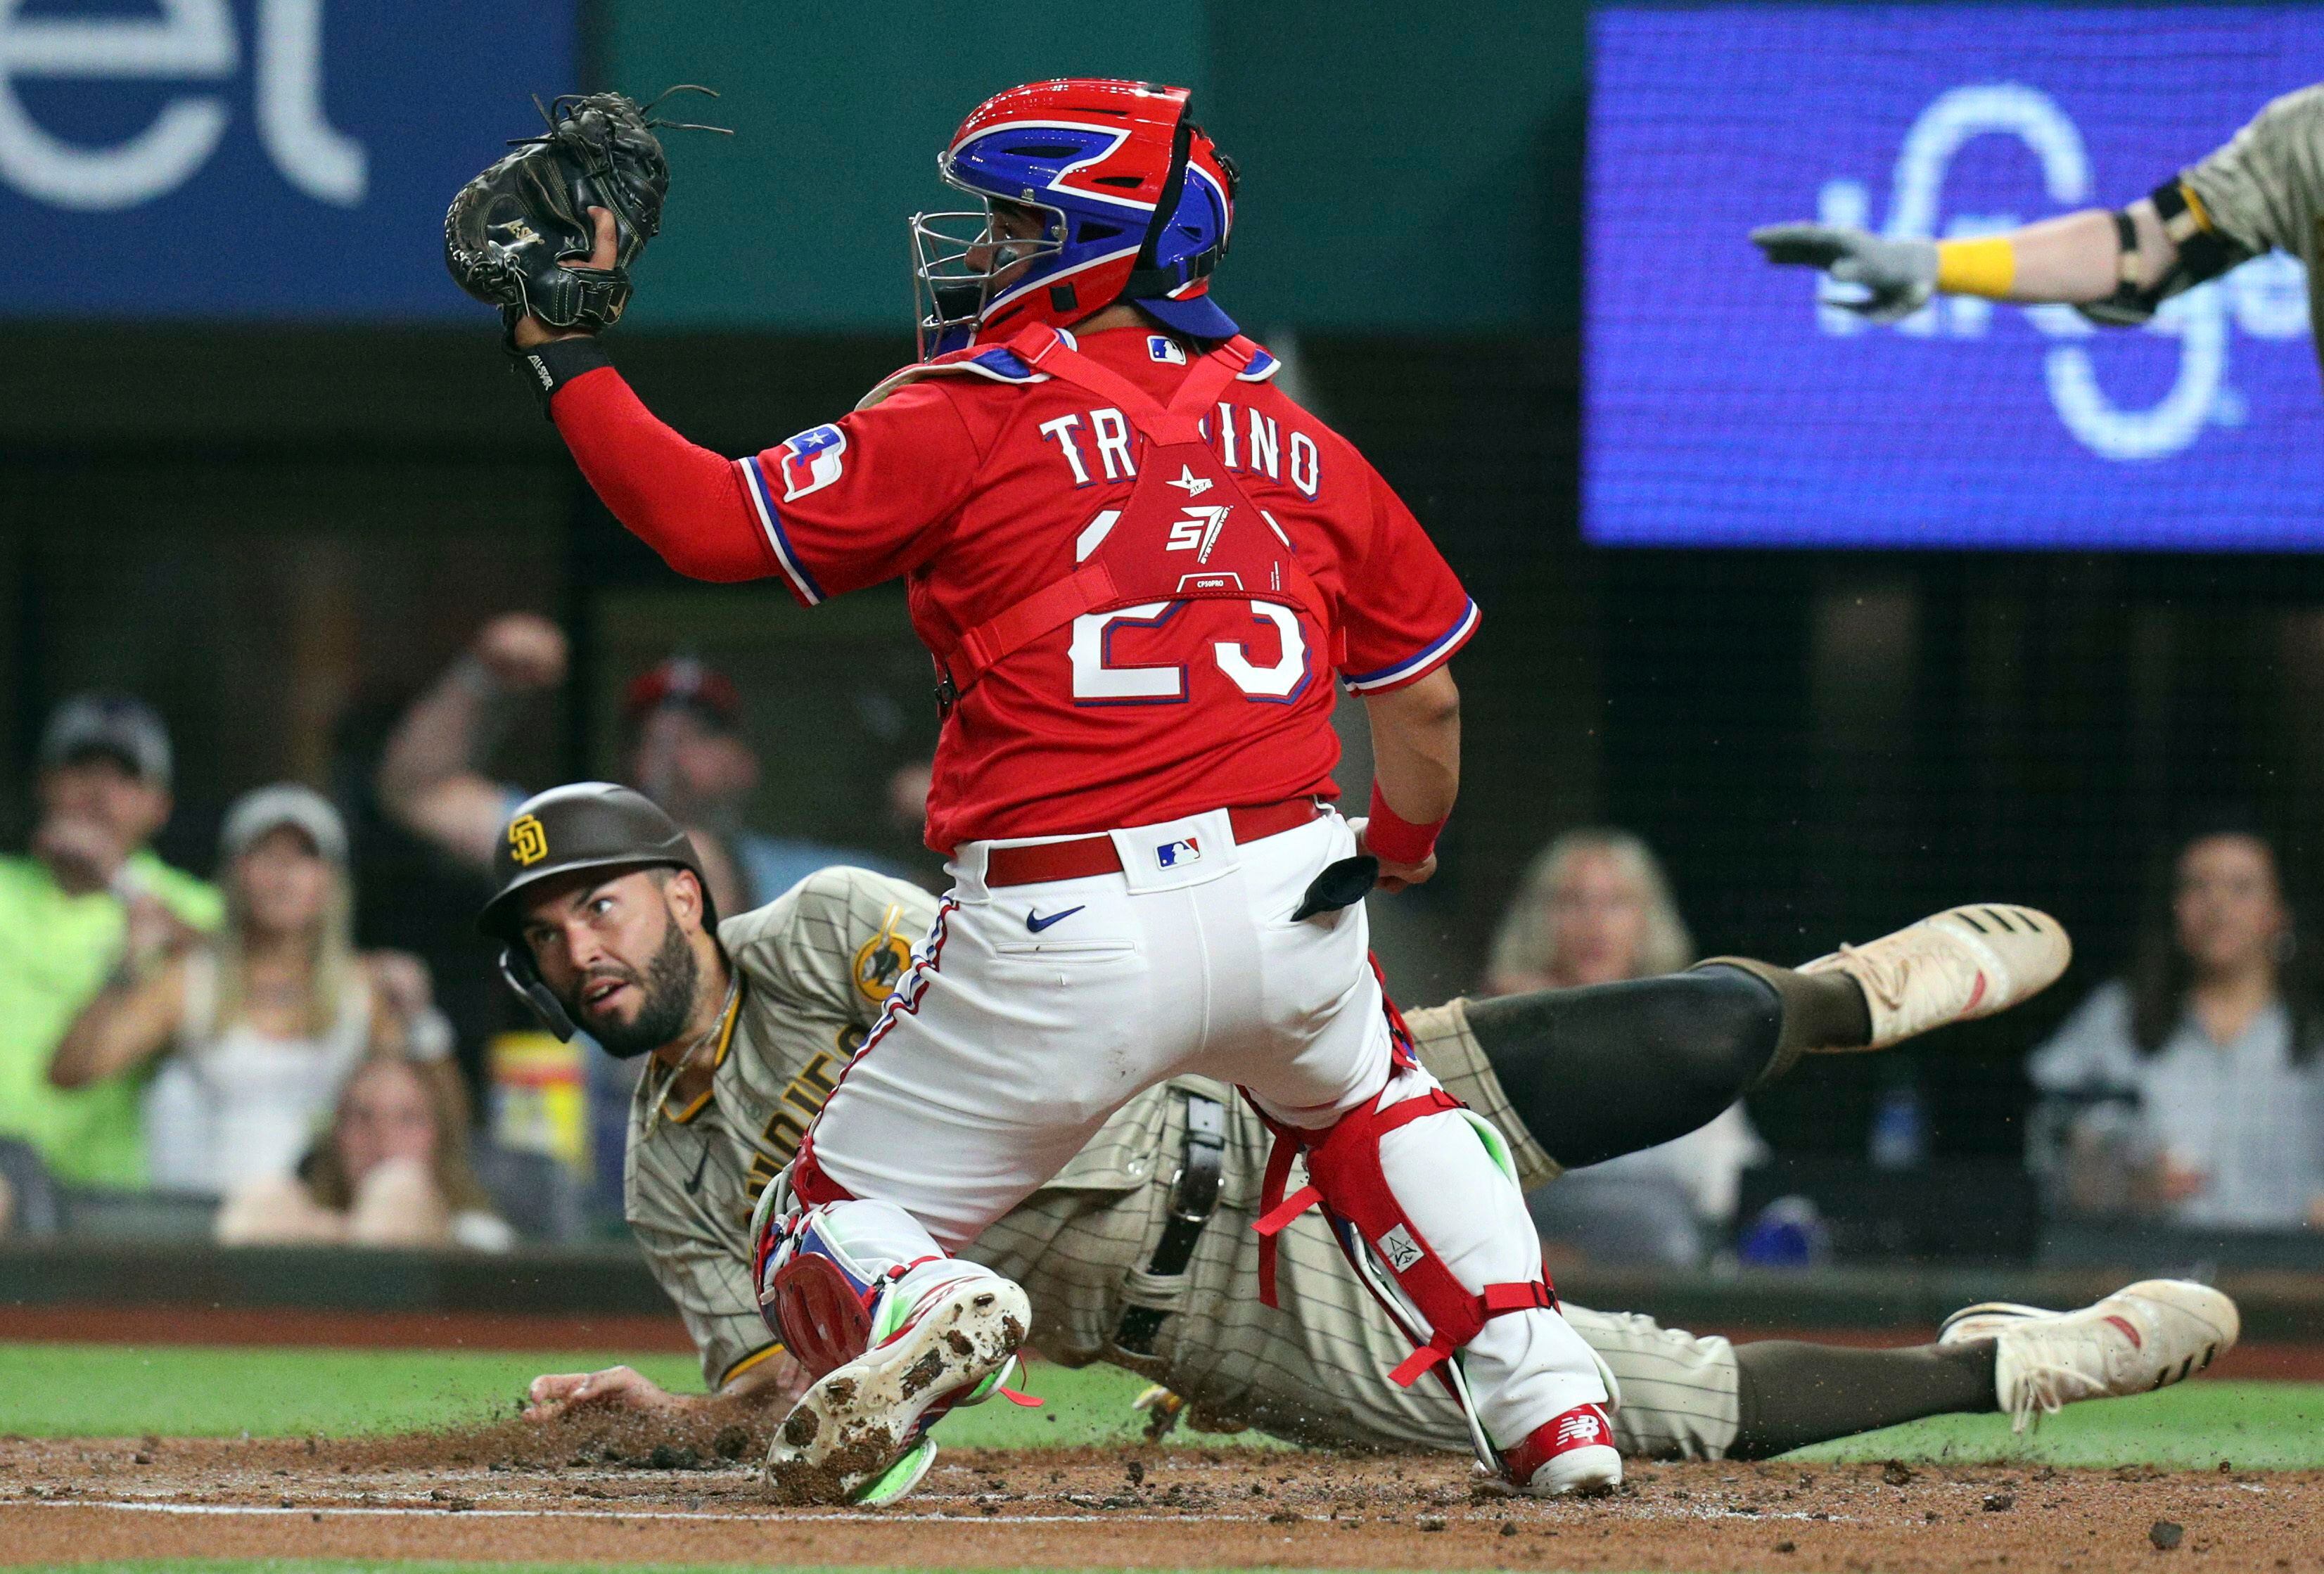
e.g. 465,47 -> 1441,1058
480,789 -> 2233,1476
464,76 -> 1656,1504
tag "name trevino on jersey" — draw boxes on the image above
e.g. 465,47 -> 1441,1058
1040,402 -> 1322,499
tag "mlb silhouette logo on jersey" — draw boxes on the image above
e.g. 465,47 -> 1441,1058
1156,837 -> 1203,869
776,425 -> 848,501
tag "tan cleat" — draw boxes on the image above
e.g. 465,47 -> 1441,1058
1800,904 -> 2069,1050
1939,1279 -> 2240,1433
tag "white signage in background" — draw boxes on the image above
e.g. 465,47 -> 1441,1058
1812,82 -> 2310,462
0,0 -> 364,212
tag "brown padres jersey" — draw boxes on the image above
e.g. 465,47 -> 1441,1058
2175,85 -> 2324,357
629,866 -> 1744,1458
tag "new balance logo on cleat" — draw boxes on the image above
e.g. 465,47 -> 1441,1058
1504,1402 -> 1621,1497
1555,1409 -> 1605,1447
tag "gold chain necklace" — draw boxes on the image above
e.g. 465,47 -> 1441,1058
642,973 -> 739,1140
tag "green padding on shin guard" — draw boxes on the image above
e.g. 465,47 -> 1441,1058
1462,1107 -> 1520,1185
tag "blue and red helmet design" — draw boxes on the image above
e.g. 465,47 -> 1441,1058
910,79 -> 1238,357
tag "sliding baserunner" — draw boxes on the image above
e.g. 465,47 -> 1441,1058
486,788 -> 2233,1464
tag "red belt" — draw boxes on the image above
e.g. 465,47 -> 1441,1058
983,799 -> 1322,888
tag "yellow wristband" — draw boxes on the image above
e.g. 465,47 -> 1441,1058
1935,236 -> 2017,298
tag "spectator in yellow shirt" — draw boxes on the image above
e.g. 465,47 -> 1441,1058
0,696 -> 219,1189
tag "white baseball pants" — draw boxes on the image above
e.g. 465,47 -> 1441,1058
796,805 -> 1609,1445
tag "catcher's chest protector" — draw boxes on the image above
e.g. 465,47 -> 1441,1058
934,325 -> 1332,705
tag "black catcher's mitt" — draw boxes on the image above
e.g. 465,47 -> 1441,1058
445,87 -> 727,335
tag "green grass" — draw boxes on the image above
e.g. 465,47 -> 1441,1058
1787,1379 -> 2324,1469
0,1341 -> 1212,1447
1,1342 -> 2315,1470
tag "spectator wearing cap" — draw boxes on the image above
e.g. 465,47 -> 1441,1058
374,615 -> 897,910
51,786 -> 453,1196
620,655 -> 911,906
374,615 -> 745,914
0,695 -> 221,1188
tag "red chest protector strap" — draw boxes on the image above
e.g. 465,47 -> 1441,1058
933,325 -> 1332,701
1015,322 -> 1250,443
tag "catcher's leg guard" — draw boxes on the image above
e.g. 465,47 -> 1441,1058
1254,1063 -> 1618,1493
748,1174 -> 1034,1504
751,1174 -> 1014,1382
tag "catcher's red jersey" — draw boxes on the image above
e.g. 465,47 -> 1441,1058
555,326 -> 1476,850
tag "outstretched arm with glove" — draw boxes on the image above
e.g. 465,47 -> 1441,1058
1750,84 -> 2324,325
1750,207 -> 2170,321
445,91 -> 773,582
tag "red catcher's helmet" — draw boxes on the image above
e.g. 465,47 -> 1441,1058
909,79 -> 1239,357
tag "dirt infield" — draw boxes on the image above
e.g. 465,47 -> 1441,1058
4,1428 -> 2320,1573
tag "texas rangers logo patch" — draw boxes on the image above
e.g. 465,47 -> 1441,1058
775,424 -> 848,501
1156,837 -> 1203,869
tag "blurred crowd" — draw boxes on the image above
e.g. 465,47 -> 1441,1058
0,615 -> 925,1250
1,614 -> 2320,1260
1486,815 -> 2324,1266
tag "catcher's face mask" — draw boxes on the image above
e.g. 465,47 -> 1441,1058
909,197 -> 1065,359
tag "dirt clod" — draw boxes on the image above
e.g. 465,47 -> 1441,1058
1883,1459 -> 1915,1487
1985,1492 -> 2016,1512
901,1350 -> 945,1397
2152,1521 -> 2186,1551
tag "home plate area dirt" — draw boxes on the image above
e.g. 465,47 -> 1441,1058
3,1424 -> 2320,1572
